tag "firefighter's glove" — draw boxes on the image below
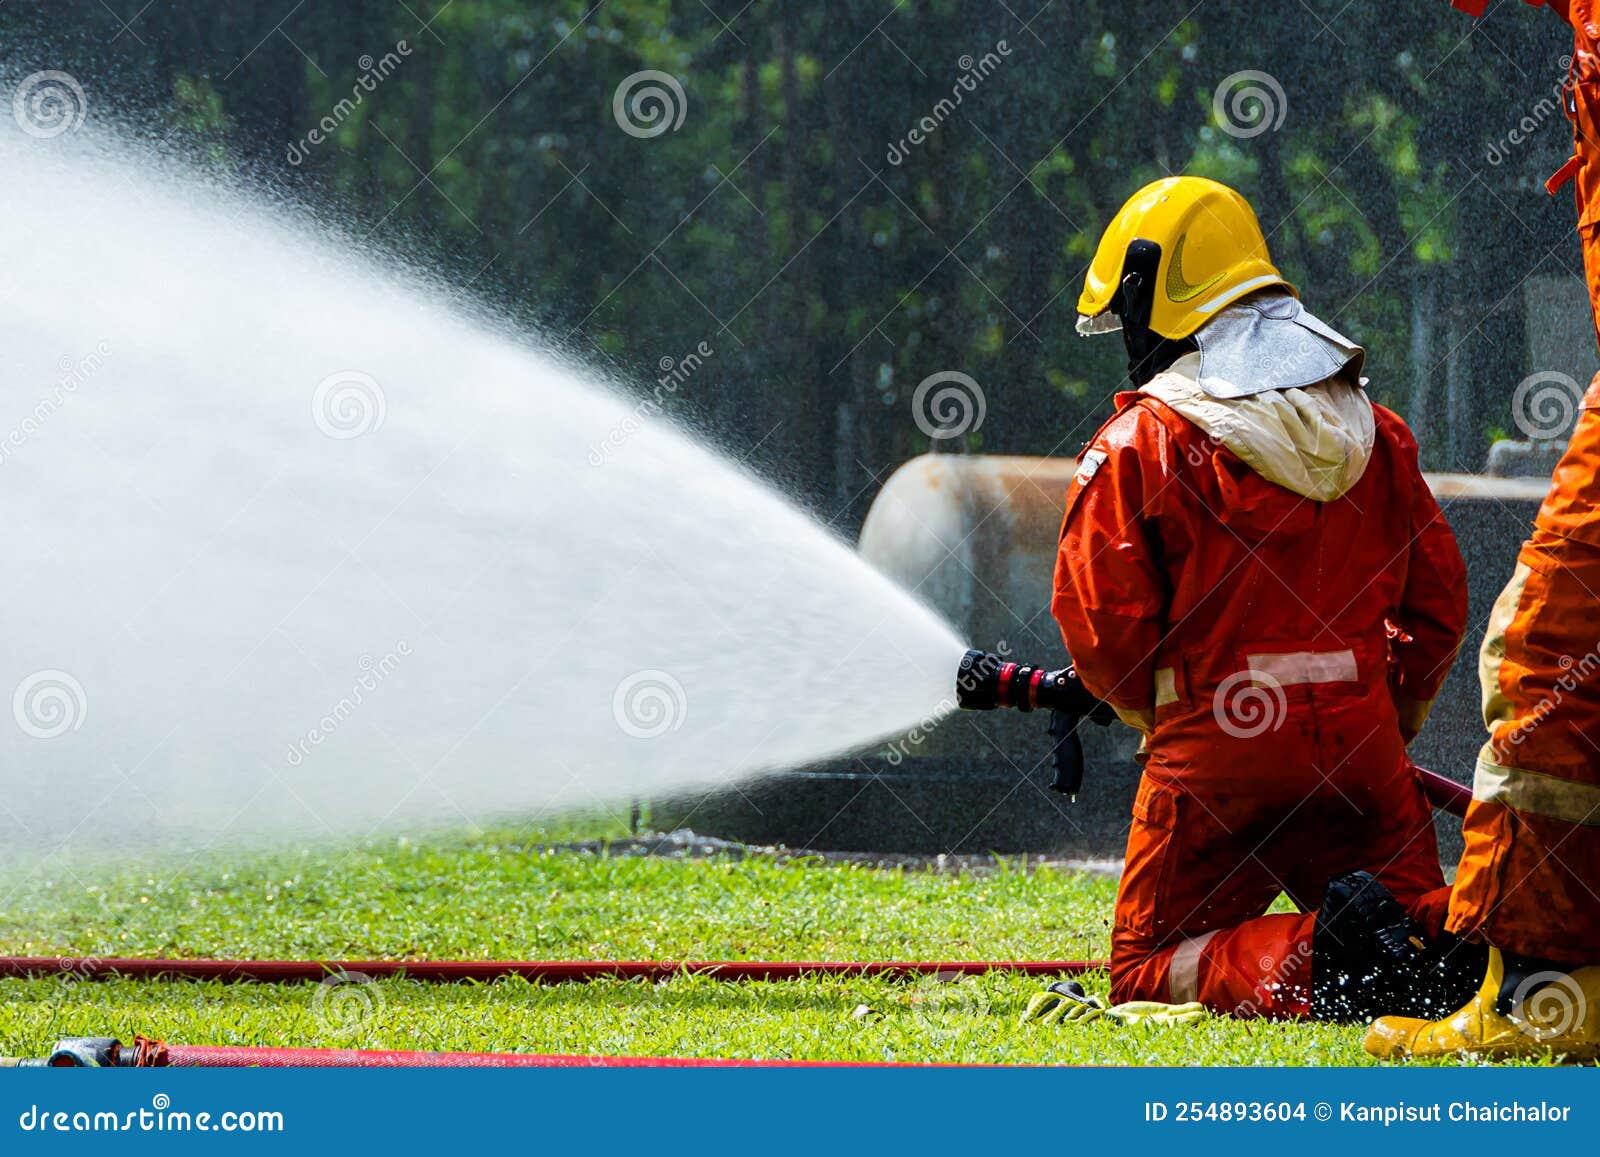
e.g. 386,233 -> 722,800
1106,999 -> 1208,1027
1020,980 -> 1207,1028
1020,980 -> 1107,1025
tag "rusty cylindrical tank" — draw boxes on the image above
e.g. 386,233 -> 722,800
655,454 -> 1546,855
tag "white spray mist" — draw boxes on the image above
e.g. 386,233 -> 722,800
0,129 -> 965,851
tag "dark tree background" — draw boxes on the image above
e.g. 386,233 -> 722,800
1,1 -> 1580,527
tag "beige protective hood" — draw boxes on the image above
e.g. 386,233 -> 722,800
1141,353 -> 1375,502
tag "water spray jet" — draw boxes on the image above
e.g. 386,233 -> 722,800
0,128 -> 966,848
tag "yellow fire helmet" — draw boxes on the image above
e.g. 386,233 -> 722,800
1076,176 -> 1293,341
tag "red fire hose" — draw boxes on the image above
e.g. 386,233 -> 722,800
146,1042 -> 941,1068
7,1036 -> 973,1069
0,769 -> 1470,1069
0,768 -> 1467,989
0,957 -> 1101,983
1416,765 -> 1470,817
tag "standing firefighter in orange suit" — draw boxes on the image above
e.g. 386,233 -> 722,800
1364,0 -> 1600,1060
1053,176 -> 1484,1020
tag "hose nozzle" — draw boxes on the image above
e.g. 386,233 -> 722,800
954,648 -> 1116,799
955,648 -> 1105,716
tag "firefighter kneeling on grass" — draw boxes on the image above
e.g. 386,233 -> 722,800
1024,176 -> 1486,1027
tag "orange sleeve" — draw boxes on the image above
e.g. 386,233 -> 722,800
1452,0 -> 1570,23
1051,406 -> 1170,712
1384,410 -> 1469,703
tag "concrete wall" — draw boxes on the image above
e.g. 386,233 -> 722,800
656,455 -> 1549,857
1524,275 -> 1599,412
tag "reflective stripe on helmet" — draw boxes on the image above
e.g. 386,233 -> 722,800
1190,274 -> 1288,318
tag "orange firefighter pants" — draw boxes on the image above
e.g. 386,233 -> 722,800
1446,385 -> 1600,965
1444,3 -> 1600,964
1111,760 -> 1450,1018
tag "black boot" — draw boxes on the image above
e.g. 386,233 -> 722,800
1494,950 -> 1577,1019
1310,871 -> 1487,1022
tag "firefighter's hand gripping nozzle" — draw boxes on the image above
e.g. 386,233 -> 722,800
955,649 -> 1116,800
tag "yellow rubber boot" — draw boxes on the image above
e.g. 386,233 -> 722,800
1364,948 -> 1600,1062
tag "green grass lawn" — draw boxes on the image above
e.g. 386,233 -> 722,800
0,819 -> 1499,1066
